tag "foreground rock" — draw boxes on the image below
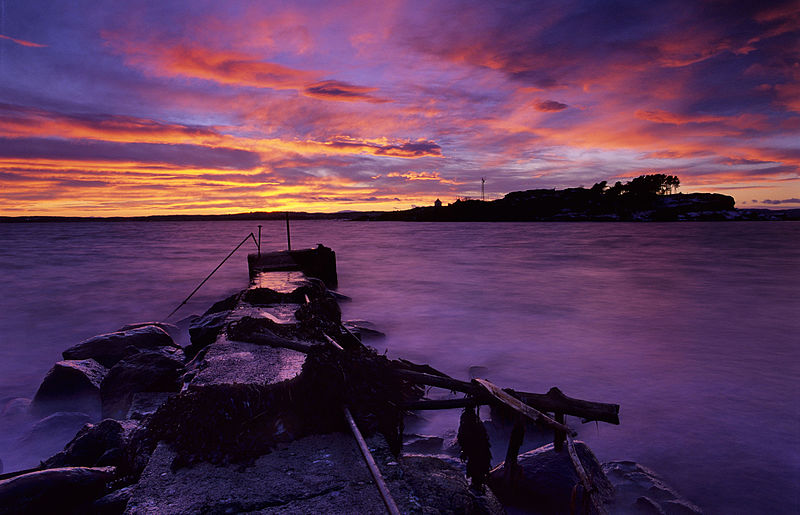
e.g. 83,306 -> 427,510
488,441 -> 614,514
603,461 -> 702,514
44,419 -> 139,471
0,466 -> 115,514
31,359 -> 107,418
100,351 -> 185,419
126,433 -> 502,514
63,325 -> 178,368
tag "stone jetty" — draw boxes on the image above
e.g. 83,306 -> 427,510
0,244 -> 702,514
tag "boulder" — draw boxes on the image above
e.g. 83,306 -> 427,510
487,441 -> 614,514
18,412 -> 93,465
21,411 -> 93,447
202,292 -> 240,316
602,460 -> 702,514
118,322 -> 179,338
186,310 -> 229,358
0,466 -> 115,514
90,485 -> 134,514
63,326 -> 178,368
43,419 -> 139,470
101,351 -> 185,419
31,359 -> 107,418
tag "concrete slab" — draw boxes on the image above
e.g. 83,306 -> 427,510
125,434 -> 385,514
125,432 -> 503,514
188,336 -> 305,389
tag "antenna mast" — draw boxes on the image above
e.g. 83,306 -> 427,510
481,177 -> 485,201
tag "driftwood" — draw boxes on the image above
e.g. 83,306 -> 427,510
344,407 -> 401,515
567,434 -> 608,515
473,379 -> 576,436
394,370 -> 619,425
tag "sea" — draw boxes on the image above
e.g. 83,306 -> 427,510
0,220 -> 798,513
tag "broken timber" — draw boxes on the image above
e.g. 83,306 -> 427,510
395,369 -> 619,425
473,378 -> 576,436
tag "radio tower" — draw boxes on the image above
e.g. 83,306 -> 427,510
481,177 -> 485,201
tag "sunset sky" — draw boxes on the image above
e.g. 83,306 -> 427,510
1,0 -> 798,215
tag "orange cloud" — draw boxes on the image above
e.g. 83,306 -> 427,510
106,34 -> 318,90
0,34 -> 47,48
0,104 -> 225,145
386,170 -> 460,184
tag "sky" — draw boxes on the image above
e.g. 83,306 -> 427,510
0,0 -> 798,216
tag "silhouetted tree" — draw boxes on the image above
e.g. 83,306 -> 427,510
624,174 -> 680,195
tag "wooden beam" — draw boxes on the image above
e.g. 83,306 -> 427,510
394,369 -> 618,425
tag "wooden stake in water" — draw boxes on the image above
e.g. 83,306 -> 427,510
285,212 -> 292,251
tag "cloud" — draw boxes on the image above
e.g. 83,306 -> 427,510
0,34 -> 47,48
0,137 -> 261,170
534,100 -> 568,112
761,198 -> 800,205
373,140 -> 442,158
106,36 -> 318,90
635,109 -> 727,125
386,171 -> 460,184
0,103 -> 224,145
303,80 -> 385,102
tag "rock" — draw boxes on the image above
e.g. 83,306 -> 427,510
126,392 -> 174,420
20,411 -> 92,449
403,434 -> 445,454
0,466 -> 115,514
63,326 -> 178,368
101,351 -> 185,419
202,292 -> 240,316
487,441 -> 614,514
603,460 -> 702,514
186,310 -> 229,358
90,485 -> 134,514
43,419 -> 139,470
31,359 -> 107,418
118,322 -> 179,339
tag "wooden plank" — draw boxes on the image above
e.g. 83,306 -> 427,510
474,378 -> 576,436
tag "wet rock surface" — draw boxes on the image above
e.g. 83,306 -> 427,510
63,326 -> 178,368
488,441 -> 613,514
31,359 -> 107,418
43,418 -> 139,471
0,466 -> 116,515
186,310 -> 231,358
101,351 -> 185,419
603,461 -> 702,514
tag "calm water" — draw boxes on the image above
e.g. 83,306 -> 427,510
0,221 -> 798,513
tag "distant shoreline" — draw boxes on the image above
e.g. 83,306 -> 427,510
3,180 -> 799,223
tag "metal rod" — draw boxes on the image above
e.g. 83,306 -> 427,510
166,232 -> 258,319
343,407 -> 401,515
285,212 -> 292,251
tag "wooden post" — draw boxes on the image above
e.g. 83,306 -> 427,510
554,412 -> 565,451
505,415 -> 525,469
257,225 -> 262,257
285,212 -> 292,251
